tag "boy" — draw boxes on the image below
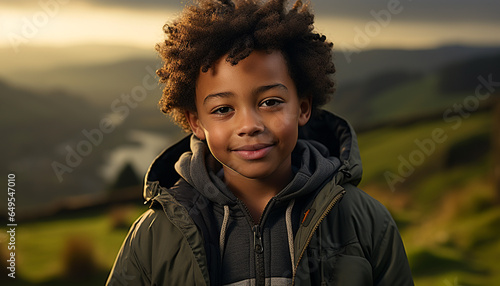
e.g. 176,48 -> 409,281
106,0 -> 414,285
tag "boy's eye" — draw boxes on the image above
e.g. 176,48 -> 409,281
212,106 -> 233,114
261,99 -> 282,107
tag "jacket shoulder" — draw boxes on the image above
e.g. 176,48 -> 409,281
107,206 -> 209,285
130,208 -> 175,236
120,208 -> 183,263
339,184 -> 394,224
334,183 -> 397,251
106,208 -> 181,285
333,184 -> 414,285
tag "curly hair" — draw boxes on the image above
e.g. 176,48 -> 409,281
156,0 -> 335,131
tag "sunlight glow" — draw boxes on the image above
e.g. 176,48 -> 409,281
0,3 -> 177,50
1,2 -> 499,51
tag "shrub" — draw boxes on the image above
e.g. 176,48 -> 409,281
61,235 -> 98,281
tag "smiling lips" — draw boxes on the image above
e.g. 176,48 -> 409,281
232,143 -> 274,160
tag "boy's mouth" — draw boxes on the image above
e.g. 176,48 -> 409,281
232,143 -> 275,160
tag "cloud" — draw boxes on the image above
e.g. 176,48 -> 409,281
84,0 -> 183,10
6,0 -> 500,25
2,0 -> 497,50
79,0 -> 500,25
310,0 -> 500,24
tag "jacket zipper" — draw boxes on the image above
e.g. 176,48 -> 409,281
291,188 -> 346,285
253,225 -> 265,286
237,198 -> 276,286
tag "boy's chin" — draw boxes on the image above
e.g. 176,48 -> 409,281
222,165 -> 279,181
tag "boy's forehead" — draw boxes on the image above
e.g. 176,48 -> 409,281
195,50 -> 296,99
201,50 -> 287,77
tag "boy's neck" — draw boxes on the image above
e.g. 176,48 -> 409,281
223,163 -> 293,223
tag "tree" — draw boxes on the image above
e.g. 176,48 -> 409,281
110,162 -> 141,191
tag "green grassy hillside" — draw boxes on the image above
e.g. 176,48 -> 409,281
330,52 -> 500,129
368,75 -> 469,123
357,110 -> 499,286
0,205 -> 147,285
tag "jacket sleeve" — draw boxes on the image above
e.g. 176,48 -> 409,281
371,212 -> 414,286
106,210 -> 156,286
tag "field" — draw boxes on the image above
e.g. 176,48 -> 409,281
1,109 -> 498,285
1,205 -> 148,285
357,110 -> 499,285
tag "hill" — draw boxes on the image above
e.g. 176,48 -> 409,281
0,80 -> 108,211
329,52 -> 500,128
356,109 -> 499,286
0,79 -> 178,215
0,44 -> 154,75
2,44 -> 500,106
3,58 -> 161,107
333,45 -> 500,85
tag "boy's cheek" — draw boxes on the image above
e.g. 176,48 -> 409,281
267,113 -> 298,131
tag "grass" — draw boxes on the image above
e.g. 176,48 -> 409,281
0,205 -> 146,285
357,111 -> 492,187
357,109 -> 500,285
368,75 -> 472,124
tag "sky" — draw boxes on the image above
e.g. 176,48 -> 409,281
1,0 -> 499,52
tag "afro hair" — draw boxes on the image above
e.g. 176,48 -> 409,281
156,0 -> 335,131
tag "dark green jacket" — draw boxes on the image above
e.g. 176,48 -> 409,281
106,111 -> 414,285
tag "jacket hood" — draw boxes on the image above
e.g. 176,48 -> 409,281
143,110 -> 363,203
297,110 -> 363,186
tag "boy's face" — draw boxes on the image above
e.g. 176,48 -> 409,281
186,50 -> 311,180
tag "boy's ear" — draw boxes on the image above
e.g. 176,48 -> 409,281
298,96 -> 312,126
185,110 -> 206,140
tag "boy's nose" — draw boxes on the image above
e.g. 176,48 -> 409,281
237,110 -> 264,137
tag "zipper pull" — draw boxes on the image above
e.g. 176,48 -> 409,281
253,225 -> 263,254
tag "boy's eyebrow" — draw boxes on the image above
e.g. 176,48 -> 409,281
203,92 -> 234,105
252,83 -> 288,97
203,83 -> 288,105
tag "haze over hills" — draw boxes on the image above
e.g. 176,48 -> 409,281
2,44 -> 500,107
1,78 -> 178,215
1,80 -> 106,212
1,43 -> 499,215
333,45 -> 500,86
2,44 -> 499,84
331,49 -> 500,127
0,44 -> 155,74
